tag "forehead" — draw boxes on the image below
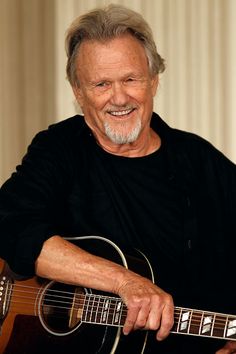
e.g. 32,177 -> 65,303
76,34 -> 149,80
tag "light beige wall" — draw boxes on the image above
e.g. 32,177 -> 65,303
0,0 -> 56,183
1,0 -> 236,184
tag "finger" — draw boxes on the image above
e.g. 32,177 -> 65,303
134,303 -> 151,330
156,301 -> 174,341
143,301 -> 161,331
225,341 -> 236,351
216,341 -> 236,354
123,306 -> 139,335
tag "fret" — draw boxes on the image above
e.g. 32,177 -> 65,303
187,310 -> 193,334
112,298 -> 123,326
81,293 -> 90,322
119,302 -> 125,326
223,315 -> 228,338
110,298 -> 116,325
210,313 -> 216,337
101,297 -> 110,324
199,311 -> 204,335
175,307 -> 182,333
189,310 -> 203,336
180,310 -> 190,332
212,314 -> 227,339
201,312 -> 214,335
225,316 -> 236,340
94,295 -> 100,323
80,292 -> 86,321
89,295 -> 96,323
106,298 -> 112,325
97,296 -> 105,324
174,308 -> 191,334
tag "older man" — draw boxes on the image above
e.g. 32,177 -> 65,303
0,4 -> 236,354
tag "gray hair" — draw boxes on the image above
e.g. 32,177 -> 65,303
65,4 -> 165,86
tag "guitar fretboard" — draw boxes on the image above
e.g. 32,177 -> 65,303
172,307 -> 236,340
80,294 -> 236,341
82,294 -> 126,326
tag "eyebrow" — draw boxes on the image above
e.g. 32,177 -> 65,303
89,72 -> 145,84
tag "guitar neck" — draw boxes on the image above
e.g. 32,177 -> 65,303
172,306 -> 236,341
81,293 -> 236,341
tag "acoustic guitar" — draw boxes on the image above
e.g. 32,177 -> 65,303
0,236 -> 236,353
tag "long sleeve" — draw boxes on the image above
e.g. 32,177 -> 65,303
0,118 -> 79,276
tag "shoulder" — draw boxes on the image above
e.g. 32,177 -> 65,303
48,114 -> 86,132
16,115 -> 90,179
27,115 -> 89,154
36,114 -> 87,141
152,112 -> 235,167
152,113 -> 236,187
172,127 -> 235,173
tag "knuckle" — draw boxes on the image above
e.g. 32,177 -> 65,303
126,320 -> 134,327
149,321 -> 160,331
166,293 -> 174,305
137,318 -> 147,328
164,317 -> 174,330
151,293 -> 162,306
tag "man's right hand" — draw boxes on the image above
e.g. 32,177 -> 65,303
116,273 -> 174,340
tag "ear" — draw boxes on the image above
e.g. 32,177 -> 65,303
151,75 -> 159,97
72,85 -> 84,108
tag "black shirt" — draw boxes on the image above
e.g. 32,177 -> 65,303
0,113 -> 235,353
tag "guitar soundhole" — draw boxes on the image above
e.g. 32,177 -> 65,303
38,281 -> 86,336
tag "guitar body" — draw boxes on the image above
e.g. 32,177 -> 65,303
1,236 -> 236,354
0,236 -> 153,354
0,277 -> 42,354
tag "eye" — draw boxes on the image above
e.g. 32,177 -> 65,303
126,77 -> 135,82
95,81 -> 110,88
124,77 -> 142,86
96,82 -> 105,87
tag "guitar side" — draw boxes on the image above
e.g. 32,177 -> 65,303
0,259 -> 43,353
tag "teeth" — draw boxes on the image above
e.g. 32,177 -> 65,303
110,109 -> 133,116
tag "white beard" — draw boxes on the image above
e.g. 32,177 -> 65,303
104,117 -> 142,144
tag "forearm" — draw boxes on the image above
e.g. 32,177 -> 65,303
35,235 -> 130,294
35,235 -> 174,340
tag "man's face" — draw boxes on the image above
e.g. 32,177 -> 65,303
73,34 -> 158,149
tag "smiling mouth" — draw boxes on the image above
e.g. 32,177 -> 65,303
107,107 -> 135,116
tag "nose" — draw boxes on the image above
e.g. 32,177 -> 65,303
110,82 -> 129,106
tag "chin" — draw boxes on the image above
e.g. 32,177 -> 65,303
105,118 -> 142,144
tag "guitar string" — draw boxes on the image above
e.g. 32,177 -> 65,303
6,283 -> 235,324
7,295 -> 232,329
5,284 -> 235,331
7,297 -> 236,336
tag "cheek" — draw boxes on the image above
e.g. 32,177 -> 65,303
85,92 -> 108,111
82,98 -> 106,122
132,90 -> 151,106
130,84 -> 151,99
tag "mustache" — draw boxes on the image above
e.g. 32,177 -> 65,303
106,105 -> 137,113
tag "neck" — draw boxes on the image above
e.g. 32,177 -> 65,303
95,128 -> 161,158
